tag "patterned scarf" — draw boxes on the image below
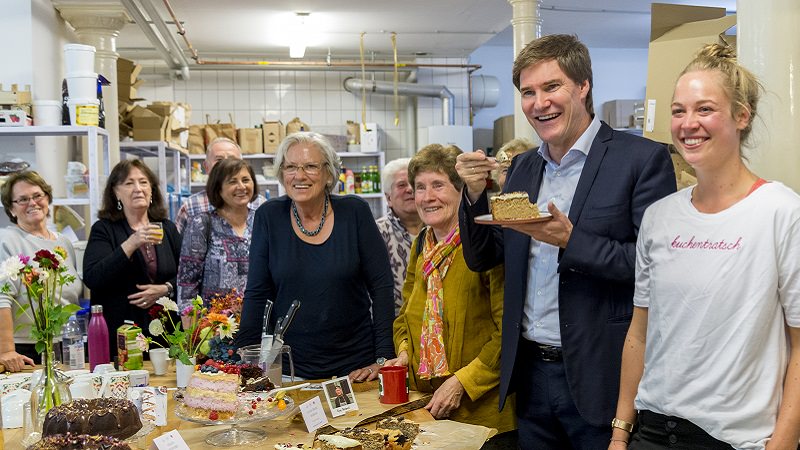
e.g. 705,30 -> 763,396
417,226 -> 461,379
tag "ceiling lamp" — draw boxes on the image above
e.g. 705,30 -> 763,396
289,12 -> 310,58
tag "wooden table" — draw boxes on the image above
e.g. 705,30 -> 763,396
1,363 -> 493,449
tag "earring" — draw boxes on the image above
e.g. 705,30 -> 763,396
150,197 -> 153,205
116,199 -> 122,210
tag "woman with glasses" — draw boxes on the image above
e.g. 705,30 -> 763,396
177,158 -> 259,311
236,132 -> 395,381
0,171 -> 82,371
83,160 -> 181,359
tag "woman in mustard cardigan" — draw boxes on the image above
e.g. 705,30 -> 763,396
390,144 -> 516,445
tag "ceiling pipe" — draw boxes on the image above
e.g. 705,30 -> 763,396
344,77 -> 455,126
120,0 -> 190,79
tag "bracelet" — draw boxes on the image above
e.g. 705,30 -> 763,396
611,417 -> 635,433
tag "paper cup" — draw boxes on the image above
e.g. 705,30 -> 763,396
69,381 -> 95,399
64,43 -> 96,73
93,363 -> 115,375
66,98 -> 99,126
378,366 -> 409,404
148,348 -> 170,376
101,371 -> 130,399
74,373 -> 103,397
65,72 -> 97,100
128,369 -> 149,387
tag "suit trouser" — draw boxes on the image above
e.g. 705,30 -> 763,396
515,338 -> 610,450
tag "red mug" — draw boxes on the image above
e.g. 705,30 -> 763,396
378,365 -> 409,404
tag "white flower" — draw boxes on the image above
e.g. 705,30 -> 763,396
0,256 -> 24,281
148,319 -> 164,336
135,333 -> 150,352
219,316 -> 239,339
156,297 -> 179,312
38,270 -> 50,281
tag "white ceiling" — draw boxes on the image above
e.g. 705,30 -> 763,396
115,0 -> 737,61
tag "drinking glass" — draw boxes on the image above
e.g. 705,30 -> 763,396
238,344 -> 294,387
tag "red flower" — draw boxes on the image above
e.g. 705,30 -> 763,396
148,304 -> 165,319
34,249 -> 59,270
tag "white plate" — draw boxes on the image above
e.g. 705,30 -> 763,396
474,213 -> 553,225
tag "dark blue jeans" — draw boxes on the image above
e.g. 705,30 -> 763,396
629,410 -> 733,450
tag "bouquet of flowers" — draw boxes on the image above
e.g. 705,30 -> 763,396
0,247 -> 79,354
137,294 -> 239,365
0,247 -> 79,420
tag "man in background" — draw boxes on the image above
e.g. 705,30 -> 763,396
375,157 -> 422,315
175,137 -> 266,232
456,34 -> 675,448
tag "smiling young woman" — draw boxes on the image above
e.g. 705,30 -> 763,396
611,44 -> 800,450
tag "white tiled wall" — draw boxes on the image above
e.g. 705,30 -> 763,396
136,58 -> 471,162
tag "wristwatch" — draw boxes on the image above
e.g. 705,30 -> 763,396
376,357 -> 387,366
611,417 -> 634,433
165,282 -> 174,297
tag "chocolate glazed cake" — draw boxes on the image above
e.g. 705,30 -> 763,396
27,432 -> 132,450
42,399 -> 142,440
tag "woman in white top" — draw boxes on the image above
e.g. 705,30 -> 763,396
610,44 -> 800,449
0,171 -> 82,372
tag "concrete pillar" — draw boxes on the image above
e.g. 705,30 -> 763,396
737,0 -> 800,191
508,0 -> 542,146
53,1 -> 129,167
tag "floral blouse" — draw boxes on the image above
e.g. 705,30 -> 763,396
177,210 -> 254,309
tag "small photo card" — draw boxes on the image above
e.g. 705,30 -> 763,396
299,396 -> 329,433
321,376 -> 358,417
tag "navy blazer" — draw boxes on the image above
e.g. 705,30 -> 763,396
459,122 -> 676,426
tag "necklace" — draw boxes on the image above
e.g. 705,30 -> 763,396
292,195 -> 329,237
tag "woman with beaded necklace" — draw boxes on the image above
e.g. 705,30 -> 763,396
236,132 -> 394,381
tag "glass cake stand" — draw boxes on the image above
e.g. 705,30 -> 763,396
175,394 -> 295,446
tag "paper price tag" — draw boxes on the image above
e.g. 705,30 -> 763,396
299,396 -> 329,433
150,429 -> 190,450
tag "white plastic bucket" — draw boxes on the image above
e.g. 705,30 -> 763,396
63,43 -> 96,73
32,100 -> 62,126
66,72 -> 97,100
66,98 -> 100,126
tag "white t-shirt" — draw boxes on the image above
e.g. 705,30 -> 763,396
633,182 -> 800,450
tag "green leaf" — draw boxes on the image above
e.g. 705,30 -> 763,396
34,341 -> 45,354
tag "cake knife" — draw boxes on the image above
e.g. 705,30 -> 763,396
266,299 -> 301,365
258,300 -> 274,364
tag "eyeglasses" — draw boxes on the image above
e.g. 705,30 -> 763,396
12,193 -> 47,205
282,163 -> 325,176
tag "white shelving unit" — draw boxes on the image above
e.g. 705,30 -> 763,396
0,126 -> 110,223
186,152 -> 387,217
119,141 -> 190,221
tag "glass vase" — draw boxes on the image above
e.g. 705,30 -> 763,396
29,345 -> 72,432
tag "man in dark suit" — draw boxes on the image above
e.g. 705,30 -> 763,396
456,34 -> 676,449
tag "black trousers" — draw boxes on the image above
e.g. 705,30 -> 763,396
629,410 -> 733,450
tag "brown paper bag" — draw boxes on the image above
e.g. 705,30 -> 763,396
236,128 -> 263,154
188,125 -> 205,154
285,117 -> 311,135
203,113 -> 237,145
346,120 -> 360,145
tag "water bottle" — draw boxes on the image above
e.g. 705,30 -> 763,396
61,314 -> 85,370
88,305 -> 110,371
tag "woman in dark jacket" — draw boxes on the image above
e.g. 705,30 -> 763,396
83,159 -> 181,358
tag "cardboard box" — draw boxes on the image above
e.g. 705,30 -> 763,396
117,323 -> 143,370
262,120 -> 285,153
237,128 -> 264,154
117,58 -> 143,84
493,115 -> 514,152
643,3 -> 736,144
131,107 -> 169,142
602,100 -> 642,129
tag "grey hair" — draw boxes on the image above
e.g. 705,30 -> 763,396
274,131 -> 341,194
381,157 -> 411,194
206,137 -> 241,159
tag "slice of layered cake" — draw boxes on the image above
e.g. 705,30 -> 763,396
312,435 -> 363,450
490,191 -> 540,221
183,361 -> 240,420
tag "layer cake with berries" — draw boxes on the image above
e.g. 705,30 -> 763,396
183,361 -> 240,420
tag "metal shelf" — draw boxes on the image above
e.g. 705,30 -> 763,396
0,126 -> 110,223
